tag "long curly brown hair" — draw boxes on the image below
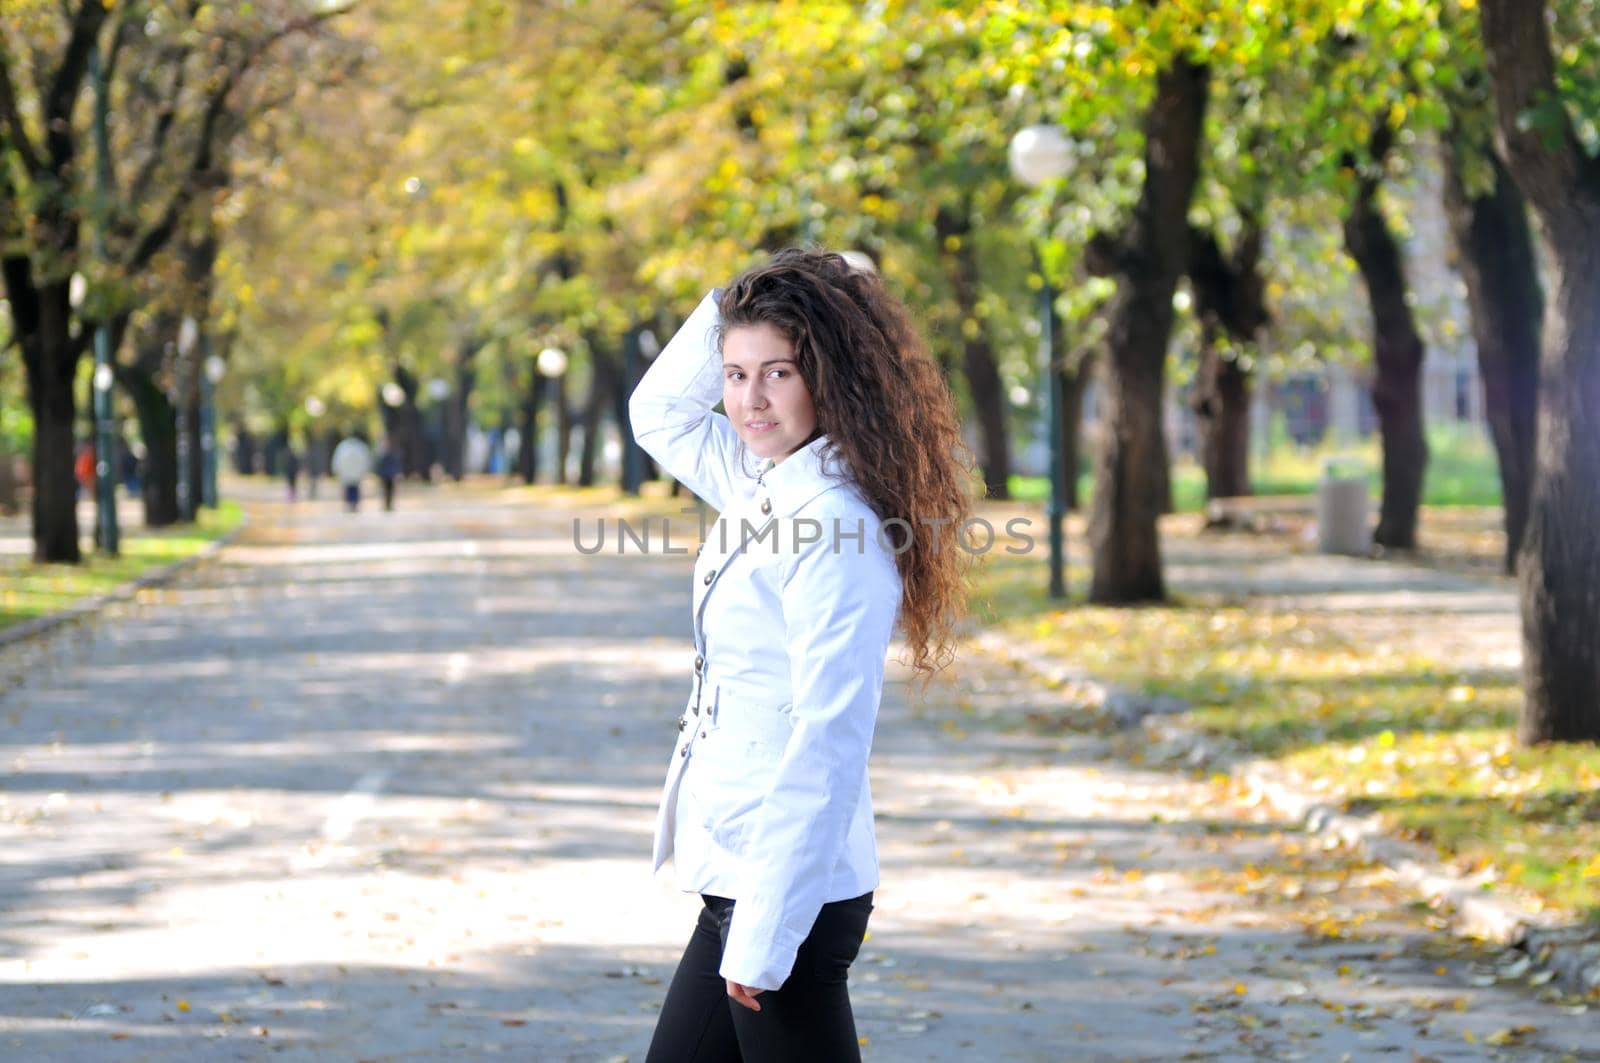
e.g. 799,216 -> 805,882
716,248 -> 974,684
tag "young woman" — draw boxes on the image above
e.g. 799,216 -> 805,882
630,249 -> 972,1061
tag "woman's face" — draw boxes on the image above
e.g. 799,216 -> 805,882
722,322 -> 818,463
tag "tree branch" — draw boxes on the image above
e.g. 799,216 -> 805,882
125,58 -> 190,210
119,2 -> 358,273
1478,0 -> 1599,221
44,1 -> 110,171
0,38 -> 42,175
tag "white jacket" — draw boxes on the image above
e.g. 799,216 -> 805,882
628,289 -> 902,991
330,438 -> 372,485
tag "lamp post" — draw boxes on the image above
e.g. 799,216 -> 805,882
1009,124 -> 1075,600
70,271 -> 118,554
176,316 -> 199,520
85,40 -> 119,555
200,352 -> 226,509
537,346 -> 568,485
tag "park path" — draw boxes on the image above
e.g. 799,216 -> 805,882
0,487 -> 1592,1062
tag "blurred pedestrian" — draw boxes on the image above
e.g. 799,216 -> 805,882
74,441 -> 96,501
376,443 -> 400,512
330,433 -> 372,512
283,446 -> 301,502
307,435 -> 323,500
118,438 -> 141,498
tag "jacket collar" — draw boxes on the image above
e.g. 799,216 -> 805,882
755,433 -> 849,516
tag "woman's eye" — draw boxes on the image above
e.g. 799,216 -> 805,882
768,369 -> 785,380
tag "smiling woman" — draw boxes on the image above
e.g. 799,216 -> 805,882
628,248 -> 973,1062
719,322 -> 818,463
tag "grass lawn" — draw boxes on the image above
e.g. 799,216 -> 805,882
0,502 -> 244,632
1008,423 -> 1502,511
969,519 -> 1600,925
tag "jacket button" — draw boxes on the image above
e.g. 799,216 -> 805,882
700,730 -> 707,739
676,717 -> 687,732
760,498 -> 772,515
703,570 -> 714,585
680,745 -> 689,757
696,544 -> 704,557
694,654 -> 704,672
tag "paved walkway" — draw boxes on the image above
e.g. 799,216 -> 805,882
0,489 -> 1591,1061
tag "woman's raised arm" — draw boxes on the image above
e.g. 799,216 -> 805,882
627,289 -> 744,511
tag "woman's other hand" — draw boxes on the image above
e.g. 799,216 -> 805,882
726,979 -> 764,1012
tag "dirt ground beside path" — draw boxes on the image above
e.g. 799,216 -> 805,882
0,487 -> 1592,1061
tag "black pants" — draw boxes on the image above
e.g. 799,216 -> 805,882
645,892 -> 873,1063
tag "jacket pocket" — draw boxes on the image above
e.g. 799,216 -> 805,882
687,700 -> 794,852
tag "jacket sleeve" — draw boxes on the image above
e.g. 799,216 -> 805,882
718,518 -> 901,990
626,289 -> 742,511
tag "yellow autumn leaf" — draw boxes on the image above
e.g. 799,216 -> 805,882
1486,1025 -> 1536,1046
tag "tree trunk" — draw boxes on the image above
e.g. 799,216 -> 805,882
578,343 -> 617,488
935,201 -> 1011,499
1193,339 -> 1252,500
1187,220 -> 1267,502
395,377 -> 428,480
1343,128 -> 1428,549
1480,0 -> 1600,743
0,446 -> 16,515
444,340 -> 479,481
181,396 -> 203,522
519,369 -> 543,485
1087,57 -> 1209,604
232,423 -> 257,475
1440,138 -> 1541,574
117,362 -> 180,527
1,5 -> 107,563
22,283 -> 83,562
555,375 -> 573,486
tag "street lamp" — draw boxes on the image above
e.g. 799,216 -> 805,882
537,347 -> 568,485
69,273 -> 87,338
537,346 -> 568,379
1009,123 -> 1075,600
201,352 -> 225,509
